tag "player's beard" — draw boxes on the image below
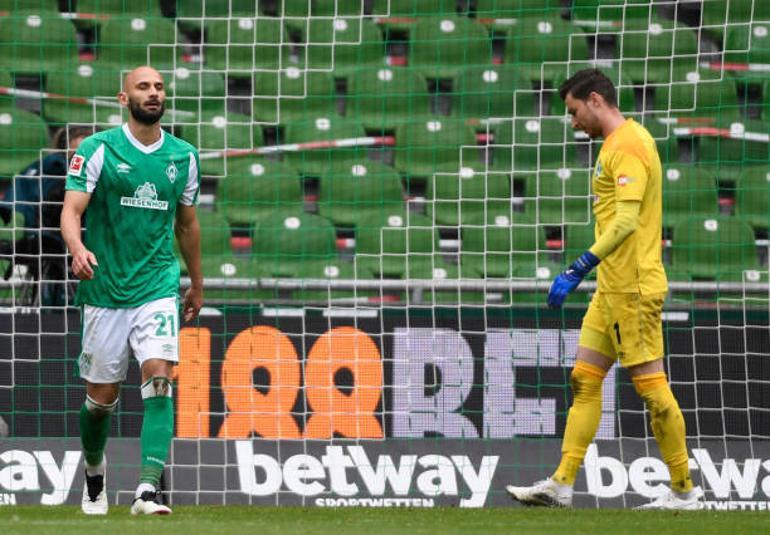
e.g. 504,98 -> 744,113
128,97 -> 165,125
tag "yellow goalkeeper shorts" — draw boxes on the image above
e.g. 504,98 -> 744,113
578,291 -> 666,368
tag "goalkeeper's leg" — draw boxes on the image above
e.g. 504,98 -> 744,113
631,360 -> 702,510
131,359 -> 174,516
506,344 -> 612,507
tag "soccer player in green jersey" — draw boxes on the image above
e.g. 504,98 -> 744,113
61,66 -> 203,516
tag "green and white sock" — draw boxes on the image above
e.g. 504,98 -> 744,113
138,377 -> 174,489
80,395 -> 117,471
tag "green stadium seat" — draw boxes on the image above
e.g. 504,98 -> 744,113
571,0 -> 654,31
652,75 -> 741,120
0,11 -> 78,75
77,0 -> 162,19
277,0 -> 364,18
298,17 -> 386,75
504,16 -> 589,83
0,0 -> 61,11
281,116 -> 367,176
695,119 -> 770,178
524,167 -> 593,226
475,0 -> 566,24
460,218 -> 546,278
452,64 -> 537,121
205,16 -> 289,79
562,221 -> 596,297
252,211 -> 338,277
723,22 -> 770,81
178,208 -> 267,302
0,71 -> 12,107
310,0 -> 365,16
44,64 -> 124,126
371,0 -> 459,20
166,67 -> 227,115
671,216 -> 759,281
346,67 -> 431,131
408,17 -> 493,80
179,110 -> 262,177
216,158 -> 303,227
180,0 -> 256,17
317,160 -> 405,228
492,117 -> 579,172
394,117 -> 479,179
661,165 -> 720,230
177,0 -> 257,32
427,166 -> 513,227
249,210 -> 363,302
196,209 -> 241,277
616,18 -> 700,85
0,108 -> 50,178
97,16 -> 181,68
355,211 -> 451,278
253,68 -> 337,124
701,0 -> 770,40
564,222 -> 595,258
735,166 -> 770,232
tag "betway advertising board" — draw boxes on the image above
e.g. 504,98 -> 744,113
0,438 -> 769,510
1,307 -> 769,508
4,308 -> 766,441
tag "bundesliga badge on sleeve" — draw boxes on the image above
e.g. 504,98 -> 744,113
69,154 -> 85,176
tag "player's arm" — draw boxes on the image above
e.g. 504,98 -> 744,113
175,203 -> 203,322
588,200 -> 641,259
548,149 -> 648,307
61,190 -> 98,280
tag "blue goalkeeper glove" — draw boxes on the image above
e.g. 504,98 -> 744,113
547,251 -> 600,308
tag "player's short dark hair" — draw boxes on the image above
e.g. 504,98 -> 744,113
559,69 -> 617,107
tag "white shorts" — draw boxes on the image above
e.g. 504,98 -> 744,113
78,296 -> 180,384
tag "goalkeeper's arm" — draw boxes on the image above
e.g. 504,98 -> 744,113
547,200 -> 641,307
587,200 -> 641,259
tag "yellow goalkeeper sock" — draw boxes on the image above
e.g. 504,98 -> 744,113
633,372 -> 693,494
552,360 -> 606,486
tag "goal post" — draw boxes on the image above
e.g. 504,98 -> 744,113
0,0 -> 769,510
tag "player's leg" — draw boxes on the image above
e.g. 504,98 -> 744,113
506,294 -> 616,507
608,292 -> 702,510
629,358 -> 701,509
80,381 -> 119,514
78,304 -> 131,515
552,344 -> 613,487
129,297 -> 178,516
131,358 -> 174,515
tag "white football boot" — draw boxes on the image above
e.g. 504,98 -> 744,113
130,489 -> 172,515
635,487 -> 704,510
81,463 -> 108,515
505,478 -> 573,507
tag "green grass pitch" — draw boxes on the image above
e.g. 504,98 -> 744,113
0,506 -> 766,535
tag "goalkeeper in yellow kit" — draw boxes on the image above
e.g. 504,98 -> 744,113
506,69 -> 703,510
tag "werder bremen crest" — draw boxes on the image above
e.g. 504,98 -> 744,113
166,161 -> 178,183
120,182 -> 169,211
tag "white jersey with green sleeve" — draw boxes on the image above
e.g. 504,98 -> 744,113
65,124 -> 199,308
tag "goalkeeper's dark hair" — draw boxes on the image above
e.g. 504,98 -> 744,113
559,69 -> 617,107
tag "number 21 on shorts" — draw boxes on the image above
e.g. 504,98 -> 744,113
154,312 -> 177,337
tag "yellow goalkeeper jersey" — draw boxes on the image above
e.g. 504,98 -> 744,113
592,118 -> 668,295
